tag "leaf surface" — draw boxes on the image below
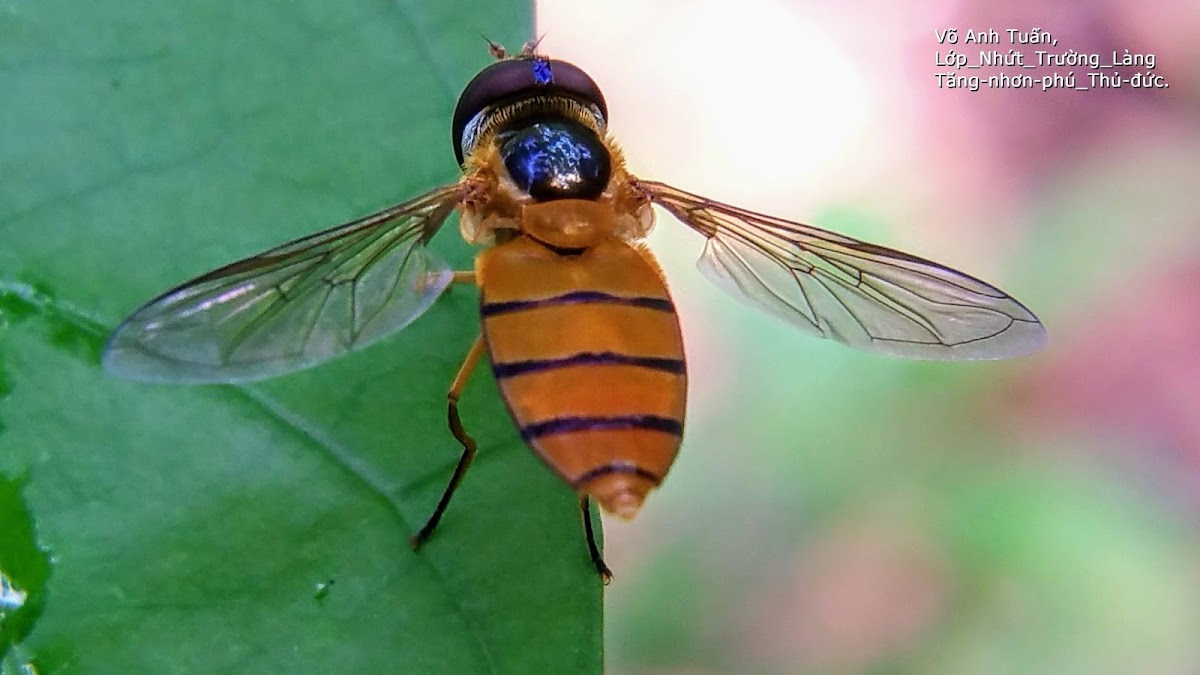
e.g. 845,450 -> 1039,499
0,2 -> 603,672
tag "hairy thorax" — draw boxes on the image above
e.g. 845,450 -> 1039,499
456,122 -> 656,248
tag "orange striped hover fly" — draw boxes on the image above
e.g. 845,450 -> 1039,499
104,42 -> 1047,580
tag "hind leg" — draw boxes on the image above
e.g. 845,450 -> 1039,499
580,496 -> 613,583
410,333 -> 486,549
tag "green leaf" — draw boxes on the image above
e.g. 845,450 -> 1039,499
0,472 -> 51,664
0,2 -> 603,672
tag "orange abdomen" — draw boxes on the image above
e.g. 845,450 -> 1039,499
477,235 -> 686,519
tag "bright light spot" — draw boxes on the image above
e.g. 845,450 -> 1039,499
0,570 -> 27,613
672,3 -> 870,189
537,0 -> 873,207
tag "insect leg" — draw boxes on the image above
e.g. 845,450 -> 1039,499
410,333 -> 487,549
421,270 -> 476,297
580,496 -> 613,583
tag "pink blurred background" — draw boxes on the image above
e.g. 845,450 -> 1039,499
538,0 -> 1200,672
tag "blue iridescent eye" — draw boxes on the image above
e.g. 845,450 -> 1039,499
498,119 -> 611,202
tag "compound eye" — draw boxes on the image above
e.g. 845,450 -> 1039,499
451,58 -> 608,165
498,118 -> 611,201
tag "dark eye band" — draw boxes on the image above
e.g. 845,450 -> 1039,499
451,57 -> 608,165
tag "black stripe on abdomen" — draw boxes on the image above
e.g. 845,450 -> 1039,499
493,351 -> 686,379
481,290 -> 674,317
520,414 -> 683,441
571,462 -> 662,488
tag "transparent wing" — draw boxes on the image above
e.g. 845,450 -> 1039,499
104,184 -> 464,383
641,180 -> 1047,360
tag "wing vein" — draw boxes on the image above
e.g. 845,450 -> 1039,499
643,179 -> 1047,360
104,184 -> 462,382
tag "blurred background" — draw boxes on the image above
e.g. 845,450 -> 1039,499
537,0 -> 1200,672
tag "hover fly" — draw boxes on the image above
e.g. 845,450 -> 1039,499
104,42 -> 1047,579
